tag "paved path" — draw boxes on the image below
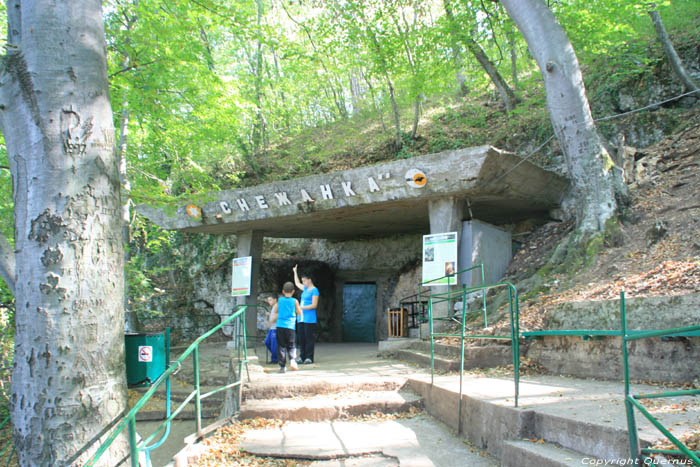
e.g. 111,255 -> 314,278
149,341 -> 698,465
241,415 -> 498,467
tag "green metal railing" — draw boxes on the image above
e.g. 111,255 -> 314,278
620,290 -> 700,466
82,304 -> 255,467
0,414 -> 15,466
418,264 -> 488,329
0,363 -> 14,467
420,266 -> 520,434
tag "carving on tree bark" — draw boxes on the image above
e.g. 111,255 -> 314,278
61,106 -> 93,159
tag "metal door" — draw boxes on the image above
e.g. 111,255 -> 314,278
342,283 -> 377,342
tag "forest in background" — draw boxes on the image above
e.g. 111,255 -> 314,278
0,0 -> 699,400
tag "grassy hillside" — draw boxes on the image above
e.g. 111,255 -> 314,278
230,18 -> 699,190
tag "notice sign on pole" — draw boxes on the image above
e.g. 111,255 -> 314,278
232,256 -> 252,297
422,232 -> 458,286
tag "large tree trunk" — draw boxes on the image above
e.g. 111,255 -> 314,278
500,0 -> 617,232
1,1 -> 129,465
648,9 -> 699,94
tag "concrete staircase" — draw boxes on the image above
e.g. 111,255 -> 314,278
408,377 -> 637,466
240,375 -> 423,422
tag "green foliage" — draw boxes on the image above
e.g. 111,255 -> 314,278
0,142 -> 12,243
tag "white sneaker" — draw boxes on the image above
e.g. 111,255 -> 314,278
290,359 -> 298,371
304,358 -> 312,364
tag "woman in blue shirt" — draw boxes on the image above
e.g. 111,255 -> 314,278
293,264 -> 319,364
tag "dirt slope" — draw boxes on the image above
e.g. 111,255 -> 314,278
503,112 -> 700,330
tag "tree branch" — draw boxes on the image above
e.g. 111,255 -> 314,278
0,233 -> 16,294
108,59 -> 160,78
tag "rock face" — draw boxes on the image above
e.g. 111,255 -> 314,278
525,293 -> 700,382
135,233 -> 423,345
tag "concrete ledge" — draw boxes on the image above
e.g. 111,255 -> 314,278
532,411 -> 632,461
407,378 -> 534,459
377,337 -> 420,353
406,376 -> 659,463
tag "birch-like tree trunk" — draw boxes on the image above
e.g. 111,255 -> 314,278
648,9 -> 699,94
0,1 -> 129,465
444,0 -> 517,111
500,0 -> 617,232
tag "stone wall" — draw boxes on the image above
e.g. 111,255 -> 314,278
524,293 -> 700,382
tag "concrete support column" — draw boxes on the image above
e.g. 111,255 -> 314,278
236,230 -> 264,345
425,197 -> 465,335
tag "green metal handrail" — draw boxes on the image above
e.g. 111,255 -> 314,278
620,290 -> 700,466
420,264 -> 488,327
419,268 -> 520,435
82,304 -> 254,467
0,415 -> 15,466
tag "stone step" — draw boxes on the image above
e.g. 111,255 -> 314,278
530,411 -> 633,462
396,346 -> 512,372
501,440 -> 598,467
396,348 -> 460,372
239,389 -> 423,422
243,376 -> 408,401
409,340 -> 514,366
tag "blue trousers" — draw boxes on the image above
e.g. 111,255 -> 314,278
264,329 -> 278,363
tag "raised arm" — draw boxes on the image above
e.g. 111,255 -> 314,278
292,264 -> 304,290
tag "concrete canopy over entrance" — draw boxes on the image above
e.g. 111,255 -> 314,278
138,146 -> 568,239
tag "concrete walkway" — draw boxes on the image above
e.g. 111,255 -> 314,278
241,416 -> 498,466
151,341 -> 698,465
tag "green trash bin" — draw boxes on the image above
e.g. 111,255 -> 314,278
125,331 -> 168,387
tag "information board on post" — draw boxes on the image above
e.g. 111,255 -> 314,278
231,256 -> 252,297
422,232 -> 458,286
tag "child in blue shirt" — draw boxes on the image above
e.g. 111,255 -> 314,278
269,282 -> 302,373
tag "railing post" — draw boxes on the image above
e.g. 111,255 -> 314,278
480,264 -> 487,327
429,296 -> 435,385
193,346 -> 202,438
513,287 -> 520,408
620,290 -> 640,459
458,286 -> 467,435
128,418 -> 138,467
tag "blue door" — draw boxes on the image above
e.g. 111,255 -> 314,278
342,283 -> 377,342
